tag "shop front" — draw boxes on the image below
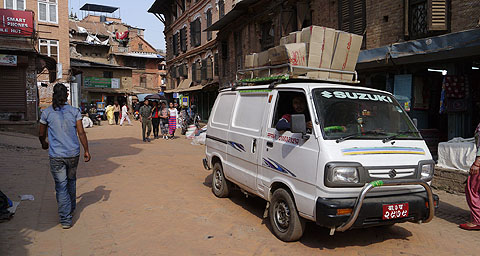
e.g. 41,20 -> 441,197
357,28 -> 480,157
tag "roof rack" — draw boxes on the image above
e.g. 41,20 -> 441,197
235,64 -> 359,86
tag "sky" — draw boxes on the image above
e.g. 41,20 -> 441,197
69,0 -> 166,51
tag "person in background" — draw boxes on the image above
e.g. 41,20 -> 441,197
105,104 -> 114,125
160,102 -> 169,139
168,102 -> 178,139
460,122 -> 480,230
139,100 -> 153,142
119,103 -> 132,126
113,102 -> 120,125
151,101 -> 161,139
38,83 -> 91,229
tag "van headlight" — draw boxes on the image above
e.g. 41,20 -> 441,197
328,167 -> 359,183
420,162 -> 434,182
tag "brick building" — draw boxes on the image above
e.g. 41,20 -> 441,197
0,0 -> 59,130
208,0 -> 480,151
69,4 -> 165,109
148,0 -> 233,120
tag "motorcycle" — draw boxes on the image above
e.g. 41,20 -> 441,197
88,113 -> 102,126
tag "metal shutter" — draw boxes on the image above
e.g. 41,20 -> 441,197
0,66 -> 26,112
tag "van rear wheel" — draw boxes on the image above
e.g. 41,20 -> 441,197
269,188 -> 306,242
212,162 -> 231,198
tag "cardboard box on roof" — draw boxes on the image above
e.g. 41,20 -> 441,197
268,43 -> 307,75
287,31 -> 301,44
244,53 -> 257,69
300,26 -> 336,79
280,36 -> 288,46
329,31 -> 363,81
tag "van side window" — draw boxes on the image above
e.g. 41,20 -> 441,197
212,93 -> 236,126
272,91 -> 312,134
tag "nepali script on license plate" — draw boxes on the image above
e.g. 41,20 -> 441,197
382,203 -> 409,220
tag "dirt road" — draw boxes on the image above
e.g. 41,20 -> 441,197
1,122 -> 479,256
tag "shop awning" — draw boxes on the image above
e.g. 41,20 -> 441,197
169,78 -> 192,93
357,28 -> 480,70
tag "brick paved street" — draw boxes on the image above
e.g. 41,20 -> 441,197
1,122 -> 480,256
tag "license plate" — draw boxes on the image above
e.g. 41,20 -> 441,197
382,203 -> 409,220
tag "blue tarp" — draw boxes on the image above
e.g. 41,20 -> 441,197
357,28 -> 480,69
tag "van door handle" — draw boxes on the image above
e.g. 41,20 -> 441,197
252,139 -> 257,153
266,141 -> 274,148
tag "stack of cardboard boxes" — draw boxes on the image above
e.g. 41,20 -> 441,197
243,26 -> 363,82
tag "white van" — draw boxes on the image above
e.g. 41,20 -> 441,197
203,81 -> 438,242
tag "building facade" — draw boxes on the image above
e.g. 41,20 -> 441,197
148,0 -> 233,120
0,0 -> 58,128
208,0 -> 480,154
69,7 -> 165,109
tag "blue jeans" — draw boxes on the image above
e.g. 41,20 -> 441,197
49,156 -> 79,225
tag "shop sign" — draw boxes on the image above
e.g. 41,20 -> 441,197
0,54 -> 17,66
0,9 -> 34,36
85,77 -> 111,88
111,78 -> 120,89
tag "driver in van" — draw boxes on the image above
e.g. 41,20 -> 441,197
276,95 -> 313,133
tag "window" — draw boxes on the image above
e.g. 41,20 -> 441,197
192,62 -> 197,82
214,53 -> 219,77
192,61 -> 201,82
234,31 -> 242,71
212,93 -> 236,126
39,39 -> 59,61
233,93 -> 268,132
4,0 -> 25,10
138,43 -> 143,51
260,22 -> 274,51
38,0 -> 58,23
406,0 -> 448,40
190,18 -> 201,47
218,0 -> 225,18
103,71 -> 113,78
180,27 -> 187,52
338,0 -> 366,47
206,58 -> 213,80
140,76 -> 147,88
206,9 -> 212,41
173,32 -> 179,56
272,91 -> 312,134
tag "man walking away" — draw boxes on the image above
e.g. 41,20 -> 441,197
139,99 -> 153,142
38,83 -> 91,229
113,101 -> 120,125
119,103 -> 132,126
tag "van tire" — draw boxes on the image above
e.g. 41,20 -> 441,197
269,188 -> 306,242
212,162 -> 231,198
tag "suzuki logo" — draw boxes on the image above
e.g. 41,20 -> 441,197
389,169 -> 397,178
321,91 -> 333,98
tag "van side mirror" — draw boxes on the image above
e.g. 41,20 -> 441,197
291,114 -> 309,139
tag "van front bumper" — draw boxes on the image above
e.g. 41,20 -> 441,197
315,181 -> 439,230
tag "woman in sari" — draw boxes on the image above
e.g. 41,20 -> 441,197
460,123 -> 480,230
105,104 -> 115,125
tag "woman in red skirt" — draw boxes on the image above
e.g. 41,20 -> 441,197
168,102 -> 178,139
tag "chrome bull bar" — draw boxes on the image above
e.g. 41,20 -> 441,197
334,179 -> 435,233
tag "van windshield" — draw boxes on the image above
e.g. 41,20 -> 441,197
312,88 -> 421,141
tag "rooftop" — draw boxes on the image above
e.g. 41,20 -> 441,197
80,3 -> 118,13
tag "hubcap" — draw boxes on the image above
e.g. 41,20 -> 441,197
273,200 -> 290,233
214,170 -> 222,191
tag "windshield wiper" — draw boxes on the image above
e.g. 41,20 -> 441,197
382,131 -> 420,143
336,130 -> 388,143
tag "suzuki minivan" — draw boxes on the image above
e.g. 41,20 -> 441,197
203,81 -> 438,242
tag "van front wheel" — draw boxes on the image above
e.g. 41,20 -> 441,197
269,188 -> 306,242
212,162 -> 231,198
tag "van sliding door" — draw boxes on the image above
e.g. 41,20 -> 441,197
226,90 -> 269,192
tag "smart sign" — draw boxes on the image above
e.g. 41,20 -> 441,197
0,9 -> 34,36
